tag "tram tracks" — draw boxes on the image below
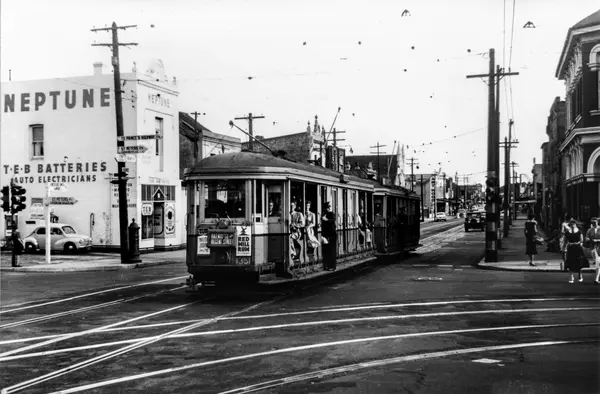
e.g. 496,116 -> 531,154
1,295 -> 598,393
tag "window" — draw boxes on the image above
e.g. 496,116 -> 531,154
36,228 -> 46,235
61,226 -> 75,234
204,180 -> 246,219
31,125 -> 44,158
142,216 -> 153,239
155,117 -> 164,171
570,78 -> 583,124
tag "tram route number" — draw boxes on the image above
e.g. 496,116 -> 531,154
209,232 -> 234,246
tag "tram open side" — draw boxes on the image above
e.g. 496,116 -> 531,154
183,152 -> 420,286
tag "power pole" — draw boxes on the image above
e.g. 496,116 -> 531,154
190,111 -> 205,160
420,174 -> 424,222
500,120 -> 518,235
332,128 -> 346,148
466,48 -> 519,262
235,113 -> 265,151
407,157 -> 419,191
92,22 -> 138,264
370,142 -> 387,183
510,162 -> 520,219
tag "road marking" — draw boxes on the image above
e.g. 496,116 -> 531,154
0,286 -> 185,329
305,302 -> 390,310
1,296 -> 283,394
218,340 -> 589,394
472,358 -> 502,364
227,297 -> 600,321
0,276 -> 188,314
2,310 -> 597,362
0,294 -> 213,359
42,328 -> 597,394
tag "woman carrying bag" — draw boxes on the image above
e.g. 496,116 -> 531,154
564,217 -> 590,283
524,213 -> 539,267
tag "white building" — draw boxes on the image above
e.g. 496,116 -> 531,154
1,60 -> 189,251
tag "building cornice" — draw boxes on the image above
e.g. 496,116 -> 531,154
556,25 -> 600,79
559,126 -> 600,152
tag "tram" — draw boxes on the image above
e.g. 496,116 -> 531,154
183,151 -> 420,287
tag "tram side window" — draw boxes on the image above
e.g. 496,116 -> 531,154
204,180 -> 246,219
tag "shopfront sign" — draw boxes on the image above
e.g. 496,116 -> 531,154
4,161 -> 107,185
236,226 -> 251,257
165,203 -> 175,235
141,203 -> 153,216
3,88 -> 111,113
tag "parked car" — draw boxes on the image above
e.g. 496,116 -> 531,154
23,223 -> 93,253
434,212 -> 447,222
465,212 -> 485,232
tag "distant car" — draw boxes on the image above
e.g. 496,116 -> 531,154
23,223 -> 93,253
434,212 -> 447,222
465,212 -> 485,232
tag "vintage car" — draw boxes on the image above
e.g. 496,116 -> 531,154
434,212 -> 447,222
23,223 -> 93,253
464,212 -> 485,232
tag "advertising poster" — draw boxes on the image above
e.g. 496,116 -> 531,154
236,225 -> 251,257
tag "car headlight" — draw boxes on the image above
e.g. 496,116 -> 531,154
79,239 -> 84,245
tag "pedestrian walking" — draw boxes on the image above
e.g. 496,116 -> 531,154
321,202 -> 337,271
559,212 -> 570,271
524,213 -> 538,267
585,217 -> 600,284
564,218 -> 589,283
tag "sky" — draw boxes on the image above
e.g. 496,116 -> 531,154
2,0 -> 599,186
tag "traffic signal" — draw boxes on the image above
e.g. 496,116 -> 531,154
1,186 -> 9,212
485,178 -> 498,205
10,184 -> 27,213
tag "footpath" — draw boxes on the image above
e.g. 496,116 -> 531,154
478,215 -> 596,273
0,249 -> 185,272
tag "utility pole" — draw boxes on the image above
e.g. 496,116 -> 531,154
466,48 -> 519,262
500,120 -> 518,235
332,128 -> 346,148
190,111 -> 205,160
92,22 -> 137,264
407,157 -> 419,191
420,174 -> 424,222
370,142 -> 387,183
235,113 -> 265,151
510,162 -> 519,220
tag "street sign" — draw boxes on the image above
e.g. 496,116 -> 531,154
48,182 -> 67,192
49,196 -> 78,205
115,154 -> 127,163
117,135 -> 163,141
118,145 -> 148,154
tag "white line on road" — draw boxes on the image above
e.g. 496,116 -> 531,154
1,296 -> 597,347
0,286 -> 186,329
2,308 -> 597,362
1,296 -> 283,394
0,276 -> 188,314
218,340 -> 589,394
42,326 -> 597,394
0,293 -> 211,359
227,297 -> 600,321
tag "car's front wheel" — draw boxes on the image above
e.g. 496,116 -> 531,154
64,242 -> 77,253
25,243 -> 36,253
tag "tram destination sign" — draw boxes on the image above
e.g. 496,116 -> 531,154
118,145 -> 148,154
117,135 -> 163,141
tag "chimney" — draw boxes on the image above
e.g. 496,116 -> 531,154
93,62 -> 103,76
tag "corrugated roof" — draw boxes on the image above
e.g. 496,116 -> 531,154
179,112 -> 240,143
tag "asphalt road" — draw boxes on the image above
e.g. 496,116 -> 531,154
1,220 -> 598,394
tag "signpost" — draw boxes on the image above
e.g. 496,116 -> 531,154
118,145 -> 148,154
115,154 -> 137,163
49,197 -> 78,205
117,134 -> 163,141
45,182 -> 67,264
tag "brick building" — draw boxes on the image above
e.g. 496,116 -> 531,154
556,9 -> 600,223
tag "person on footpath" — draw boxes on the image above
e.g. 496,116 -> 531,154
559,212 -> 571,271
564,217 -> 589,283
321,202 -> 337,271
585,217 -> 600,284
524,212 -> 538,267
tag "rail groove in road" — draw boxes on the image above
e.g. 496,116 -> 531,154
218,339 -> 598,394
1,306 -> 598,362
40,325 -> 600,394
0,276 -> 189,314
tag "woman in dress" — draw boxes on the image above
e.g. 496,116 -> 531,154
321,202 -> 337,271
564,218 -> 590,283
304,201 -> 320,250
524,212 -> 538,267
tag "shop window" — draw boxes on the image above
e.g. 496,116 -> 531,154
31,125 -> 44,158
204,180 -> 246,219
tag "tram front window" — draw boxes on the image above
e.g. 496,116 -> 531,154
204,180 -> 246,219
